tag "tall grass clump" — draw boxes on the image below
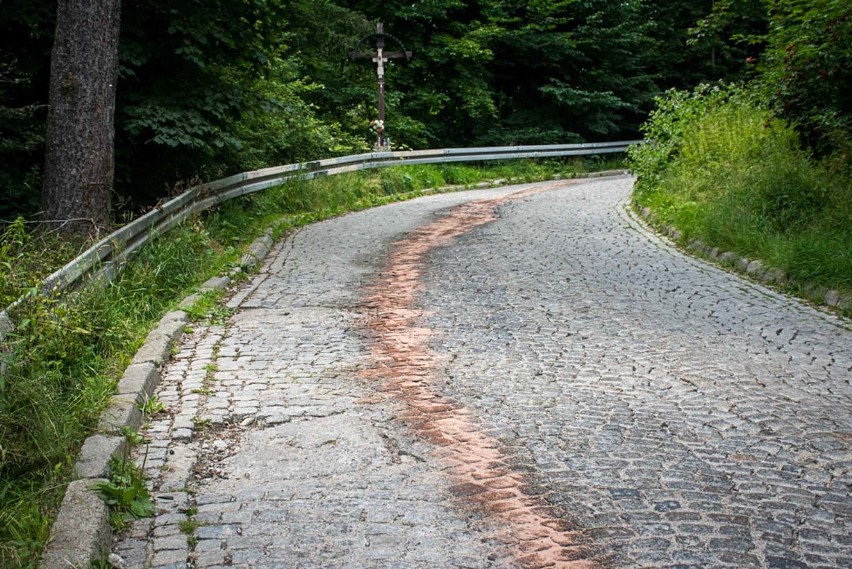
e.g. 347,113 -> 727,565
0,220 -> 224,567
630,84 -> 852,298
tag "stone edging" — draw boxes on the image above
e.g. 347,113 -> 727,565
37,171 -> 629,568
635,205 -> 851,313
38,268 -> 267,566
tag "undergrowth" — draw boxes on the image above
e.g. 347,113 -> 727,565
630,85 -> 852,303
0,157 -> 623,567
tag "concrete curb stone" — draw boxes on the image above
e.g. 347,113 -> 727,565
239,232 -> 274,271
116,363 -> 160,403
98,393 -> 144,435
130,311 -> 190,367
40,479 -> 112,569
73,435 -> 127,480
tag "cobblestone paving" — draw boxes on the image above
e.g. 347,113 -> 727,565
420,177 -> 852,568
112,177 -> 852,568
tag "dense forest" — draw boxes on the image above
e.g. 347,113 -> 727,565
2,0 -> 775,222
1,0 -> 849,231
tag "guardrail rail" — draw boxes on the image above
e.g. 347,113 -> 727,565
0,140 -> 639,341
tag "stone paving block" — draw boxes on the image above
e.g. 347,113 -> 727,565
116,362 -> 161,401
110,179 -> 852,568
150,547 -> 187,566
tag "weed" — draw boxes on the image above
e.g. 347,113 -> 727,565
191,417 -> 212,430
95,457 -> 156,532
178,517 -> 202,535
184,290 -> 221,321
120,427 -> 147,446
138,395 -> 166,417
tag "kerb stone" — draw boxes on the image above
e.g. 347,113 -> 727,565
74,434 -> 127,479
116,362 -> 160,401
99,394 -> 143,434
240,234 -> 274,270
131,312 -> 189,366
200,276 -> 231,292
40,478 -> 111,569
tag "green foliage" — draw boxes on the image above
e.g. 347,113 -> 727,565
0,481 -> 53,568
0,219 -> 226,565
629,83 -> 748,188
230,57 -> 369,171
2,0 -> 760,220
120,427 -> 147,446
96,457 -> 156,531
0,218 -> 86,308
631,86 -> 852,296
758,0 -> 851,155
178,516 -> 201,535
138,395 -> 165,417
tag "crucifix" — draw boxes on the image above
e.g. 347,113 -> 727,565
350,22 -> 412,148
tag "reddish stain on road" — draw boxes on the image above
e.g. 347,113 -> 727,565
361,183 -> 600,568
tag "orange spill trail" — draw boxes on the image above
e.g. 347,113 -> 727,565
361,183 -> 600,568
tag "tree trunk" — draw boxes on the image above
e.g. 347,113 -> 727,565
42,0 -> 121,237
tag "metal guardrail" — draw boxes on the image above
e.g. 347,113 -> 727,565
0,140 -> 639,340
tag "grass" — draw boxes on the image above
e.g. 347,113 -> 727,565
630,87 -> 852,308
0,157 -> 624,567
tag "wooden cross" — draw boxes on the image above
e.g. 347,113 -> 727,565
350,22 -> 412,147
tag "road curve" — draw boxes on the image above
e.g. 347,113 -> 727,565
113,176 -> 851,568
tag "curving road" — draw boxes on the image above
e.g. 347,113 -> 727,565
114,176 -> 851,568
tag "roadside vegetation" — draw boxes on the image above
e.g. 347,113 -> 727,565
629,86 -> 851,302
630,1 -> 851,307
0,157 -> 621,567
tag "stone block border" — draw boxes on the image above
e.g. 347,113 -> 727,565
38,271 -> 234,569
37,170 -> 629,568
635,205 -> 851,313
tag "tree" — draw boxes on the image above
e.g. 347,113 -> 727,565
41,0 -> 121,237
0,2 -> 56,220
760,0 -> 851,155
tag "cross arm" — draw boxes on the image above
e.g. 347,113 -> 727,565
349,50 -> 413,61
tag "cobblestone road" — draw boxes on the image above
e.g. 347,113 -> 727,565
113,177 -> 852,568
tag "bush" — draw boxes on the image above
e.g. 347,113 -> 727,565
630,85 -> 852,296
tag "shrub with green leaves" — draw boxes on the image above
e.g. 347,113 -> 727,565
630,84 -> 852,298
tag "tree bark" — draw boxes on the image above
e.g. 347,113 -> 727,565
42,0 -> 121,237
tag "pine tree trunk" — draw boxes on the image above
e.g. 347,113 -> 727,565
42,0 -> 121,237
